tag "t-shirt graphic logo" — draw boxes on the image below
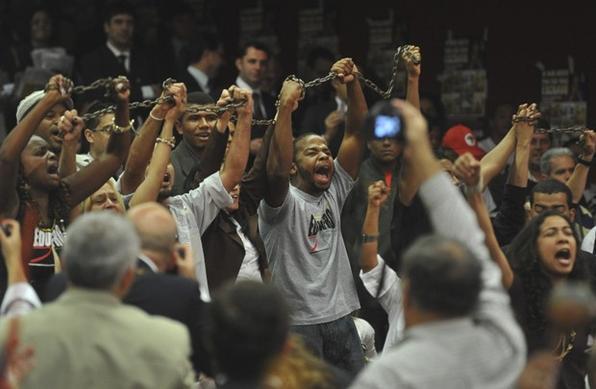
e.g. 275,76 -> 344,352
307,208 -> 335,253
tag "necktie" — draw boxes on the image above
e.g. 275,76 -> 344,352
117,54 -> 128,72
252,92 -> 264,120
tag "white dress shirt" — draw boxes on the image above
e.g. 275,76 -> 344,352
187,66 -> 210,93
106,41 -> 155,99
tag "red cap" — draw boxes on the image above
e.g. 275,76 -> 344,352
441,124 -> 485,160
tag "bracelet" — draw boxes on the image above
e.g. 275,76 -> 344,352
111,118 -> 134,134
362,234 -> 379,243
149,110 -> 165,121
578,157 -> 592,167
156,137 -> 176,148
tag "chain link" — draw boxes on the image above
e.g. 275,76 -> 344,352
536,126 -> 588,136
78,46 -> 418,128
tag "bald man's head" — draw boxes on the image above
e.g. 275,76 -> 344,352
128,202 -> 177,253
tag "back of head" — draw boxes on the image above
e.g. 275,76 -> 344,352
127,202 -> 177,253
530,179 -> 573,208
206,281 -> 289,382
63,212 -> 139,290
186,32 -> 221,65
187,91 -> 214,106
540,147 -> 574,176
402,235 -> 482,317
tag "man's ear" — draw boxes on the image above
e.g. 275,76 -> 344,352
175,119 -> 184,135
235,58 -> 242,72
290,162 -> 297,177
569,207 -> 576,222
84,129 -> 94,144
103,22 -> 110,35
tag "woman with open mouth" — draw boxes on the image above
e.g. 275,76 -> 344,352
0,74 -> 132,298
505,210 -> 593,389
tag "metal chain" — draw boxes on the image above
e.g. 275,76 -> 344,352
536,126 -> 588,136
78,46 -> 418,128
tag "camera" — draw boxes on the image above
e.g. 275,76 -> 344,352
366,100 -> 404,141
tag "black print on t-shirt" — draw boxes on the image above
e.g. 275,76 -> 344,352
308,208 -> 336,237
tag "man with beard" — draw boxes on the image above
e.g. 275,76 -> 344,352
258,58 -> 368,374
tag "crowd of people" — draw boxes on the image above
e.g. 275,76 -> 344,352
1,1 -> 596,389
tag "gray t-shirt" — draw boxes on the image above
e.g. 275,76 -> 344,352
258,160 -> 360,325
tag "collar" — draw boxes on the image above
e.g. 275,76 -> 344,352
235,76 -> 258,94
137,254 -> 159,273
187,65 -> 210,92
106,41 -> 131,58
59,287 -> 121,306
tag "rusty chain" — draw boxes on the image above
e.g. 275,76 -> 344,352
76,45 -> 419,129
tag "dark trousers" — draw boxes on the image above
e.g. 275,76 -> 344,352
291,314 -> 365,376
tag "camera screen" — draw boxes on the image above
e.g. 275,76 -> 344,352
374,115 -> 401,138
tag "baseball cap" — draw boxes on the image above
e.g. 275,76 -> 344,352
441,124 -> 485,160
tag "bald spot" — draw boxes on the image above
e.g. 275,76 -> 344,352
128,202 -> 177,252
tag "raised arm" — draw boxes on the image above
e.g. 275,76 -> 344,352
335,58 -> 368,179
219,87 -> 253,192
566,130 -> 595,204
454,153 -> 514,288
264,79 -> 303,207
0,75 -> 72,217
57,111 -> 79,178
404,45 -> 421,110
119,83 -> 184,195
129,92 -> 185,207
360,181 -> 389,273
62,78 -> 133,206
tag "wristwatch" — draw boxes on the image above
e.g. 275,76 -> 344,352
362,234 -> 379,243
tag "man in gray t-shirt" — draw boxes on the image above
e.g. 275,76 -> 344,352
259,58 -> 368,374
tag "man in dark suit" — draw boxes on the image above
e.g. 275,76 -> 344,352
235,41 -> 276,162
78,1 -> 164,101
176,33 -> 224,99
44,203 -> 211,376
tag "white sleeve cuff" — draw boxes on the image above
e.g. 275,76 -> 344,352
1,282 -> 41,317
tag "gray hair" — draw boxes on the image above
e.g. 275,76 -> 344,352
402,235 -> 482,317
540,147 -> 575,176
62,212 -> 140,290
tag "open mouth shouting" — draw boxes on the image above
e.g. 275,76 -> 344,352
554,248 -> 572,266
313,163 -> 332,186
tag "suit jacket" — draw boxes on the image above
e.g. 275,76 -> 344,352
44,259 -> 212,376
1,288 -> 194,389
188,122 -> 273,293
78,45 -> 164,101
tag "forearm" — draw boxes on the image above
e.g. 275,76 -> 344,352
508,135 -> 531,187
397,163 -> 420,206
361,204 -> 380,272
58,142 -> 78,177
266,105 -> 293,177
221,112 -> 251,190
405,76 -> 420,110
468,191 -> 513,288
120,114 -> 163,194
345,78 -> 367,136
481,128 -> 515,188
6,255 -> 27,285
130,121 -> 174,207
567,164 -> 590,204
409,138 -> 442,183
